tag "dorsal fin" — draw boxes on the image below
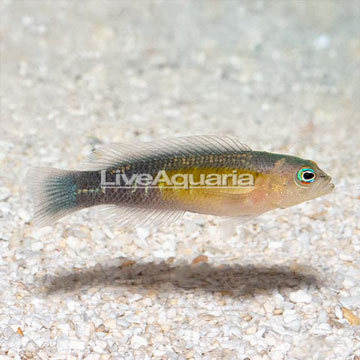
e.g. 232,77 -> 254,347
82,135 -> 252,170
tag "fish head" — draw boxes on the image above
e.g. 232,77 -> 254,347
267,155 -> 334,209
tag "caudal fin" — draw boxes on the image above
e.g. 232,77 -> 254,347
27,167 -> 79,227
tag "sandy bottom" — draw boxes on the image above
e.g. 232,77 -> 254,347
1,1 -> 359,359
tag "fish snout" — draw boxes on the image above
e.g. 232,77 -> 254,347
319,174 -> 334,194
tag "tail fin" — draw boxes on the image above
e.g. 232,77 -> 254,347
27,167 -> 79,227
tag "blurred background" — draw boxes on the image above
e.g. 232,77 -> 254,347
0,1 -> 360,359
1,1 -> 359,174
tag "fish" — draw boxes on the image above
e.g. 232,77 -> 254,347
27,135 -> 334,227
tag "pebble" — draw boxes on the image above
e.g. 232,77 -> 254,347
75,323 -> 92,340
340,295 -> 360,308
268,241 -> 282,249
245,325 -> 257,335
103,226 -> 114,239
66,236 -> 85,251
264,302 -> 275,313
342,307 -> 360,326
56,337 -> 68,352
44,243 -> 56,252
131,335 -> 148,349
104,318 -> 117,329
335,306 -> 343,320
19,208 -> 31,223
117,319 -> 130,328
92,345 -> 106,354
289,290 -> 312,304
273,308 -> 284,315
0,187 -> 10,201
69,339 -> 86,351
0,202 -> 10,217
265,334 -> 277,346
84,354 -> 101,360
30,241 -> 43,251
270,350 -> 284,360
310,323 -> 333,335
136,227 -> 150,241
282,310 -> 301,332
274,342 -> 291,354
31,226 -> 52,240
70,229 -> 89,238
66,299 -> 79,311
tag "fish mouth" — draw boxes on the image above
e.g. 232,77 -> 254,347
319,176 -> 335,195
324,182 -> 335,194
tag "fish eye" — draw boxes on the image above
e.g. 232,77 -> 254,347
297,168 -> 315,184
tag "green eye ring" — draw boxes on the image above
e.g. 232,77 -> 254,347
297,168 -> 315,184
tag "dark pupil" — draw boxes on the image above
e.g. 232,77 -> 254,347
303,172 -> 314,180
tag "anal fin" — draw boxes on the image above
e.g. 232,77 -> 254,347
96,205 -> 185,227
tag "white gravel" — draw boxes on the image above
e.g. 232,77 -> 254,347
1,1 -> 360,359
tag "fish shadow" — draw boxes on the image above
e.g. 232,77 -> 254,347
42,259 -> 321,297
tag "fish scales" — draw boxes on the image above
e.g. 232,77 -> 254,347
73,152 -> 248,207
73,151 -> 258,207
